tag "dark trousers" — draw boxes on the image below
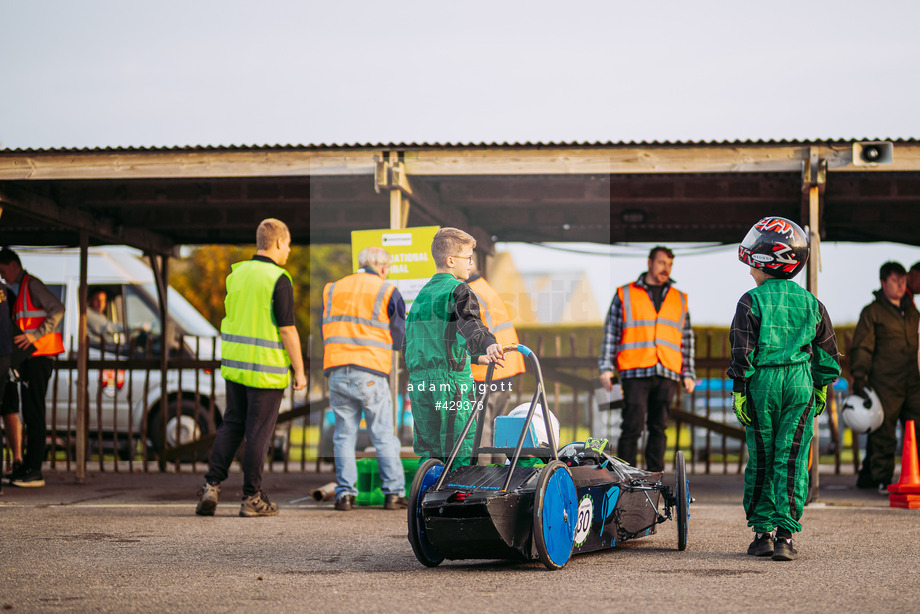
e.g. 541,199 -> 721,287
204,380 -> 283,497
20,357 -> 53,473
618,376 -> 677,472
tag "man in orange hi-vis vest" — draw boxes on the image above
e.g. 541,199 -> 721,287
467,266 -> 525,460
322,246 -> 407,512
0,248 -> 66,488
598,246 -> 696,472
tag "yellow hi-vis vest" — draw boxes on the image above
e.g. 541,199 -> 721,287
220,260 -> 292,389
468,276 -> 526,381
322,271 -> 396,375
616,282 -> 687,375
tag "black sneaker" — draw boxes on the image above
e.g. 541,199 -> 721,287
384,494 -> 408,510
11,470 -> 45,488
3,460 -> 24,483
877,482 -> 891,496
747,532 -> 774,556
772,534 -> 798,561
334,494 -> 355,511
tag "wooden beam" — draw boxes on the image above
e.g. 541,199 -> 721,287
0,150 -> 381,180
0,184 -> 175,255
2,144 -> 920,183
403,143 -> 920,175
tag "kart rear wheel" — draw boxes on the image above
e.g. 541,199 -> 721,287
408,458 -> 445,567
675,450 -> 689,551
533,460 -> 578,570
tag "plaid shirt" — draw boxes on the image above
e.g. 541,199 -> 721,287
598,273 -> 696,381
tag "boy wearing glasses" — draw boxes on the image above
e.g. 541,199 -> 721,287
404,227 -> 505,465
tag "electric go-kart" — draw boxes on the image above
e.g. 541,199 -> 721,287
408,344 -> 690,570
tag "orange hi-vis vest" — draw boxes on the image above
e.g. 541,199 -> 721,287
14,273 -> 65,357
616,282 -> 687,375
468,277 -> 526,382
322,271 -> 396,375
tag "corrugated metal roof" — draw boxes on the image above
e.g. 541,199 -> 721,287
1,137 -> 917,154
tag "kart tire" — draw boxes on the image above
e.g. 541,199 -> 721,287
533,460 -> 578,570
408,458 -> 445,567
675,450 -> 689,551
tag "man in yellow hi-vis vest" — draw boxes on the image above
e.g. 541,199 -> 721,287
196,219 -> 306,518
598,246 -> 696,472
467,266 -> 525,460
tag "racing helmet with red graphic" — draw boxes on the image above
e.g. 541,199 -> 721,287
738,216 -> 809,279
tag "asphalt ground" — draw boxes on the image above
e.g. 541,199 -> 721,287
1,466 -> 918,613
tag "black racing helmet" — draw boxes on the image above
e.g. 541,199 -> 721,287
738,216 -> 809,279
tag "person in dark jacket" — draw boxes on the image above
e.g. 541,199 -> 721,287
0,248 -> 66,488
850,261 -> 920,493
906,261 -> 920,297
0,281 -> 14,494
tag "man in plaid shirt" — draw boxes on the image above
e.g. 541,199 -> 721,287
598,246 -> 696,471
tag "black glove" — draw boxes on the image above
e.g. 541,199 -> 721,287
852,377 -> 868,401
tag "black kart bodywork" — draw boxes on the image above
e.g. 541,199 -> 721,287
408,344 -> 690,570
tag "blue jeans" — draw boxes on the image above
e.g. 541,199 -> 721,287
329,367 -> 404,499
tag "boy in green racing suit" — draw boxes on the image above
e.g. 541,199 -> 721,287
405,227 -> 504,465
729,217 -> 841,561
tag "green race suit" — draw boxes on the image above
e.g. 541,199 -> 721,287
727,278 -> 840,533
405,273 -> 496,464
220,260 -> 292,389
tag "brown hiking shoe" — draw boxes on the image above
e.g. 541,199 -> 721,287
384,494 -> 409,510
239,491 -> 279,517
196,482 -> 220,516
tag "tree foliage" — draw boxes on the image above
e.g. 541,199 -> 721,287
169,244 -> 353,363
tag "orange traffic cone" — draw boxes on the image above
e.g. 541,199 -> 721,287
888,420 -> 920,508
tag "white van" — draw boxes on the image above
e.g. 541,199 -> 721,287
14,247 -> 229,461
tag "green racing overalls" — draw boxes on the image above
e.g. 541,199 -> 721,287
728,278 -> 841,533
405,273 -> 496,465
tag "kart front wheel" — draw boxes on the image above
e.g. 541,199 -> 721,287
408,458 -> 445,567
533,460 -> 578,570
675,450 -> 689,551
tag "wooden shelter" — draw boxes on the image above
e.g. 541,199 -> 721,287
2,140 -> 919,255
2,139 -> 919,492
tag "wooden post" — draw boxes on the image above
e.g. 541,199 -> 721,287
804,150 -> 826,503
149,253 -> 170,471
388,151 -> 404,437
75,232 -> 89,483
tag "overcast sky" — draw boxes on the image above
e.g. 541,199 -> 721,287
2,1 -> 919,323
3,1 -> 919,148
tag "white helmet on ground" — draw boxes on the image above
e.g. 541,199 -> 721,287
508,403 -> 560,447
840,388 -> 884,434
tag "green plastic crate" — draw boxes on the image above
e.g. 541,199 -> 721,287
356,457 -> 420,506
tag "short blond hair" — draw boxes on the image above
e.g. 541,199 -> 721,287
357,246 -> 391,269
432,227 -> 476,267
256,218 -> 290,250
